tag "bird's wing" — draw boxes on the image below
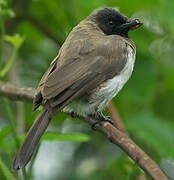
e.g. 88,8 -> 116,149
35,35 -> 129,110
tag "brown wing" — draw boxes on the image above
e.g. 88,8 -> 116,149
34,34 -> 129,111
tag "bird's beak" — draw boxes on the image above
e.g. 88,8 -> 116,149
119,18 -> 143,31
129,19 -> 143,30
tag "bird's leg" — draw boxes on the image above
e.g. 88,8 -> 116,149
90,111 -> 114,130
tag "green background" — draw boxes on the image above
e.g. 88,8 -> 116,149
0,0 -> 174,179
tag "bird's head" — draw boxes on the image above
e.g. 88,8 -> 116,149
92,8 -> 143,37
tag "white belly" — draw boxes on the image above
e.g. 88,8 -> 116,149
96,45 -> 135,109
63,45 -> 135,116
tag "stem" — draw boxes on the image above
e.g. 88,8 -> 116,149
0,156 -> 16,180
22,168 -> 28,180
0,48 -> 18,78
0,17 -> 5,70
3,98 -> 20,149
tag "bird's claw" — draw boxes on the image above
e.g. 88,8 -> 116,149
90,112 -> 114,130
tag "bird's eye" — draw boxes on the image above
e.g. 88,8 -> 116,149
108,21 -> 114,26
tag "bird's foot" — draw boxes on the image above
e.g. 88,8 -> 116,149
90,111 -> 114,130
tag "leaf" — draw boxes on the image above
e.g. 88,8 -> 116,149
3,34 -> 24,50
0,0 -> 7,7
18,132 -> 91,143
0,126 -> 12,141
0,157 -> 16,180
0,126 -> 12,153
0,0 -> 15,18
126,112 -> 174,158
41,132 -> 91,142
0,35 -> 24,77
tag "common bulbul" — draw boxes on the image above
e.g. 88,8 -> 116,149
12,8 -> 143,170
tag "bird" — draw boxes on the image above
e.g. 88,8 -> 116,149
12,7 -> 143,170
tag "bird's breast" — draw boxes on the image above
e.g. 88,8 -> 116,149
105,45 -> 135,96
89,45 -> 135,109
63,45 -> 135,117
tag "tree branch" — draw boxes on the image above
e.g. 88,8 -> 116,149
5,15 -> 63,46
107,102 -> 147,180
0,81 -> 35,102
0,80 -> 170,180
137,175 -> 147,180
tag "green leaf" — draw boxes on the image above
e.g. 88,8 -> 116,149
126,112 -> 174,158
0,157 -> 16,180
3,34 -> 24,50
0,126 -> 12,141
0,0 -> 7,7
0,0 -> 15,18
18,132 -> 91,143
0,34 -> 24,77
41,132 -> 91,142
0,126 -> 12,153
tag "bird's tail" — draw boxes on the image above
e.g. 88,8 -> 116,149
12,108 -> 52,170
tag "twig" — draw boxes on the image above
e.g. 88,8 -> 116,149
107,102 -> 147,180
0,80 -> 170,180
137,174 -> 147,180
6,15 -> 63,46
0,81 -> 35,102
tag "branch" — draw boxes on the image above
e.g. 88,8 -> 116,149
107,102 -> 147,180
5,15 -> 63,46
137,175 -> 147,180
0,80 -> 170,180
0,81 -> 35,102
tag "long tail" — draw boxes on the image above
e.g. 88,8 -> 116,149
12,108 -> 52,170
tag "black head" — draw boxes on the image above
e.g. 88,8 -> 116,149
93,8 -> 143,37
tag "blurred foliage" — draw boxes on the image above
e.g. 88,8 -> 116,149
0,0 -> 174,180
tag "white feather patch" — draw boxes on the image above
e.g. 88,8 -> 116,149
63,45 -> 135,116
